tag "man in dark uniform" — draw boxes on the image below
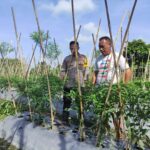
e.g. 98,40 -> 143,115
60,41 -> 88,124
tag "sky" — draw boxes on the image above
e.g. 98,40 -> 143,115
0,0 -> 150,65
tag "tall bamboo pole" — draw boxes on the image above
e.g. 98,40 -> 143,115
114,11 -> 127,49
11,7 -> 24,76
144,50 -> 150,81
76,25 -> 81,40
96,0 -> 137,146
32,0 -> 54,129
71,0 -> 85,141
92,33 -> 96,60
90,19 -> 101,66
11,7 -> 18,59
25,44 -> 37,79
0,52 -> 18,115
104,0 -> 137,107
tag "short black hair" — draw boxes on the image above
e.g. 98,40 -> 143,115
99,36 -> 111,43
69,41 -> 79,47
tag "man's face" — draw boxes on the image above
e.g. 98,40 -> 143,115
70,44 -> 79,56
99,39 -> 111,56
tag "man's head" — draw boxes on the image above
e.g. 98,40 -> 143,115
69,41 -> 79,56
99,36 -> 111,56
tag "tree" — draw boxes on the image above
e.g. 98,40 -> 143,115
46,42 -> 61,61
0,42 -> 14,57
126,39 -> 149,77
30,31 -> 47,45
30,31 -> 61,66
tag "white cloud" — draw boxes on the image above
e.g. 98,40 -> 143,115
78,34 -> 92,43
68,34 -> 91,43
39,0 -> 96,15
83,22 -> 97,34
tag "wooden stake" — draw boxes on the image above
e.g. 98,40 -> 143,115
32,0 -> 54,129
71,0 -> 85,141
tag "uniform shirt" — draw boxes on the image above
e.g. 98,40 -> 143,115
61,53 -> 88,88
94,52 -> 129,84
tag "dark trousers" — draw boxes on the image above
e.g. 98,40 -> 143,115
62,87 -> 84,123
62,87 -> 73,122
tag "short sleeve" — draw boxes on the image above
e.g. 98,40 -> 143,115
60,58 -> 67,78
83,56 -> 88,68
119,55 -> 129,70
94,59 -> 98,71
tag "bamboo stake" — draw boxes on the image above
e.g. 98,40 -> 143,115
96,0 -> 121,144
91,33 -> 97,62
25,43 -> 37,79
121,27 -> 123,46
53,38 -> 60,66
104,0 -> 137,108
11,7 -> 18,59
96,0 -> 137,146
114,11 -> 128,48
53,38 -> 61,76
76,25 -> 81,40
0,52 -> 18,115
90,19 -> 101,66
32,0 -> 54,129
71,0 -> 85,141
11,7 -> 24,77
35,30 -> 49,77
144,50 -> 150,81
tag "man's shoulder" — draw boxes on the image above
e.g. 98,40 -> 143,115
63,55 -> 72,62
79,53 -> 87,59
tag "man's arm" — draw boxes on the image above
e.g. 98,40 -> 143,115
92,71 -> 98,85
123,68 -> 132,84
119,55 -> 132,83
60,59 -> 67,80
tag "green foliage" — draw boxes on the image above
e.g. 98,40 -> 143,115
30,31 -> 47,44
69,81 -> 150,146
127,39 -> 149,77
46,42 -> 61,61
0,100 -> 15,119
0,74 -> 63,117
0,74 -> 149,148
127,40 -> 149,61
0,42 -> 14,57
30,31 -> 61,66
30,61 -> 50,75
95,50 -> 100,58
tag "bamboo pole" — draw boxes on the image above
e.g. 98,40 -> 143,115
96,0 -> 137,146
90,19 -> 101,66
76,25 -> 81,40
11,7 -> 18,59
53,39 -> 60,67
32,0 -> 54,129
71,0 -> 85,141
0,52 -> 18,115
144,50 -> 150,81
35,30 -> 49,76
114,11 -> 128,48
11,7 -> 24,76
104,0 -> 137,108
53,38 -> 61,76
25,44 -> 37,79
91,33 -> 96,61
